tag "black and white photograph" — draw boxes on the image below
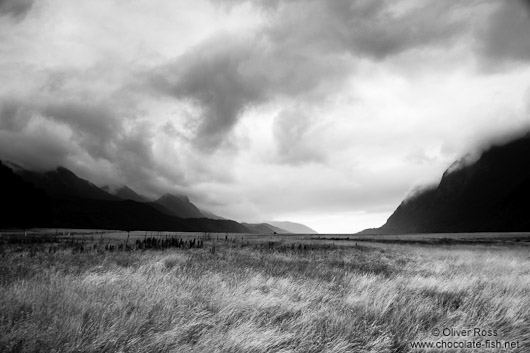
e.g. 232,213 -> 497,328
1,0 -> 530,351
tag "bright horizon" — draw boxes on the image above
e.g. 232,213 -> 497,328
1,0 -> 530,233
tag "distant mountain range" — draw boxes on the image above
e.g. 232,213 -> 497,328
242,223 -> 291,234
102,185 -> 226,220
0,161 -> 315,234
267,221 -> 318,234
361,132 -> 530,234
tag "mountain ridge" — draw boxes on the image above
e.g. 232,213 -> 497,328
3,162 -> 250,233
362,132 -> 530,234
154,193 -> 204,219
14,166 -> 120,201
242,223 -> 292,234
267,221 -> 318,234
103,185 -> 149,203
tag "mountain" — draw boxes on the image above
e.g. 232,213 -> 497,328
267,221 -> 318,234
366,132 -> 530,234
103,185 -> 212,220
104,186 -> 225,220
199,209 -> 226,220
103,185 -> 149,202
242,223 -> 291,234
50,198 -> 248,232
154,194 -> 204,218
5,163 -> 250,233
50,198 -> 193,231
14,166 -> 119,201
0,161 -> 53,228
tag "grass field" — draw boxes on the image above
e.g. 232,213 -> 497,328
1,231 -> 529,352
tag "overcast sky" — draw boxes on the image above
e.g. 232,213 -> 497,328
1,0 -> 530,233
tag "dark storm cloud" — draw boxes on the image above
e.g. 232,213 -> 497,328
41,102 -> 123,161
152,36 -> 267,151
266,0 -> 471,60
0,98 -> 32,131
157,0 -> 522,155
0,98 -> 75,168
216,0 -> 530,65
0,96 -> 161,191
109,123 -> 162,189
151,32 -> 348,152
0,0 -> 34,19
0,97 -> 123,162
0,129 -> 71,171
479,0 -> 530,68
216,0 -> 472,58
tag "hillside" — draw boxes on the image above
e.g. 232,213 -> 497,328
103,186 -> 149,203
268,221 -> 318,234
0,161 -> 53,228
4,163 -> 250,233
15,167 -> 119,201
242,223 -> 291,234
367,133 -> 530,234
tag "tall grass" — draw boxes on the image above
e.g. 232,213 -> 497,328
1,243 -> 529,352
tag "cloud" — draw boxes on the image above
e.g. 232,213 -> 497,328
0,95 -> 160,190
478,0 -> 530,68
218,0 -> 530,67
217,0 -> 473,57
0,97 -> 32,131
405,148 -> 437,166
273,107 -> 327,165
1,97 -> 123,160
0,90 -> 233,200
151,35 -> 268,151
152,0 -> 529,153
42,102 -> 122,159
0,0 -> 34,19
0,127 -> 71,171
267,0 -> 472,59
150,29 -> 350,152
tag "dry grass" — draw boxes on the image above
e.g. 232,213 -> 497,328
1,240 -> 529,352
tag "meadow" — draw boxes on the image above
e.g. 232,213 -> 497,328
1,231 -> 529,352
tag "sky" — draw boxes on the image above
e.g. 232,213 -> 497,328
1,0 -> 530,233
